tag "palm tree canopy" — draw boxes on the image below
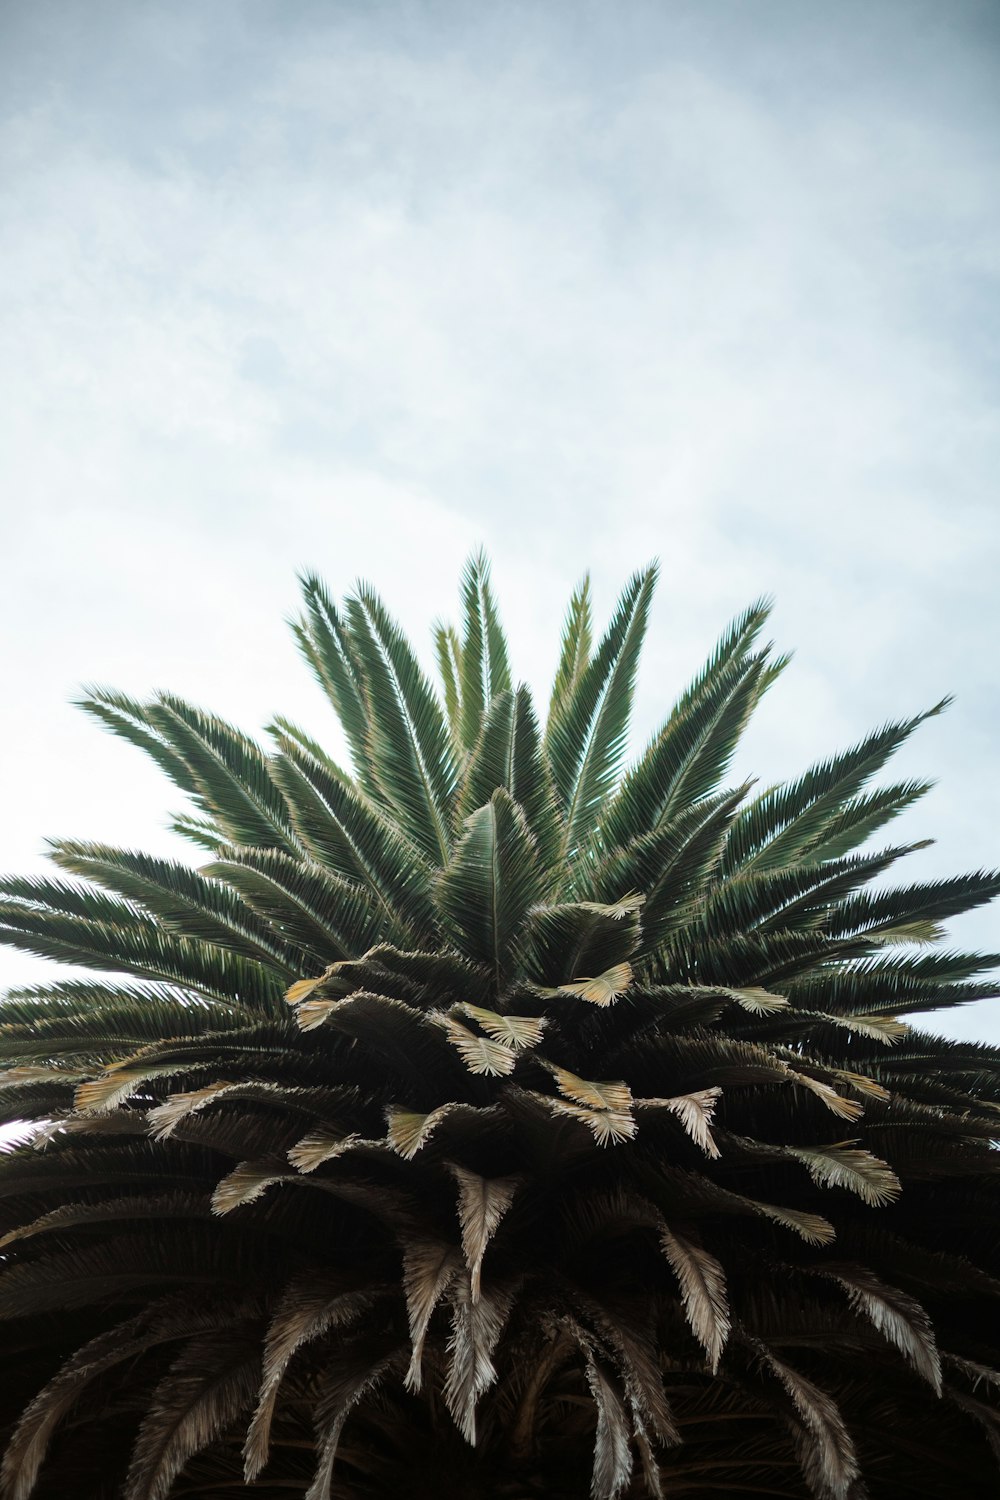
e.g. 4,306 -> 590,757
1,552 -> 1000,1500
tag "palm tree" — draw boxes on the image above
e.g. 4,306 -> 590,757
1,555 -> 999,1500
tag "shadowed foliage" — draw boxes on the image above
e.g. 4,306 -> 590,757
1,551 -> 1000,1499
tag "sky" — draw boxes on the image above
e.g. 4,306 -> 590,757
1,0 -> 998,1039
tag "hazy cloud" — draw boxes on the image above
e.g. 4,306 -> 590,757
1,0 -> 998,1035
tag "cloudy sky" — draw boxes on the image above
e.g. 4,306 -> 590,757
1,1 -> 998,1038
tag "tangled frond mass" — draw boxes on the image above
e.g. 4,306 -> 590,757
1,554 -> 999,1499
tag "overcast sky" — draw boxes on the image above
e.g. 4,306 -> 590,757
1,0 -> 998,1039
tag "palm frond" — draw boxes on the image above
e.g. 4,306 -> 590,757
828,871 -> 1000,941
723,702 -> 950,875
547,575 -> 593,733
152,694 -> 301,853
457,549 -> 513,754
435,790 -> 542,985
434,622 -> 464,755
442,1275 -> 517,1444
346,585 -> 456,864
449,1164 -> 521,1301
785,1144 -> 901,1206
402,1240 -> 463,1391
4,560 -> 1000,1500
546,566 -> 657,858
658,1225 -> 730,1372
123,1329 -> 260,1500
600,610 -> 776,854
244,1274 -> 385,1480
206,847 -> 383,964
758,1349 -> 860,1500
809,1264 -> 941,1390
294,574 -> 375,791
1,1301 -> 254,1500
0,882 -> 284,1013
519,895 -> 644,986
581,1346 -> 635,1500
78,687 -> 201,796
48,840 -> 295,969
457,687 -> 562,874
272,744 -> 436,939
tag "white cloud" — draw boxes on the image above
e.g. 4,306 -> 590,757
0,0 -> 997,1036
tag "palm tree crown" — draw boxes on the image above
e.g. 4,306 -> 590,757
1,554 -> 1000,1500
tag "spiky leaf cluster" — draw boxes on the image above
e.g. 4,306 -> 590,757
2,553 -> 1000,1500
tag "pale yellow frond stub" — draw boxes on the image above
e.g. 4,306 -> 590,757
430,1014 -> 518,1076
457,1005 -> 547,1051
556,961 -> 633,1007
543,1097 -> 638,1146
285,975 -> 327,1005
288,1130 -> 384,1173
147,1081 -> 235,1139
787,1144 -> 901,1207
543,1062 -> 633,1114
293,998 -> 342,1031
790,1072 -> 865,1121
385,1102 -> 485,1159
211,1159 -> 287,1215
636,1088 -> 722,1158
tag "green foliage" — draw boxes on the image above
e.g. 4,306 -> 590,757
1,556 -> 999,1500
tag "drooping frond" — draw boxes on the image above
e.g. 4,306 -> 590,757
449,1163 -> 521,1301
244,1274 -> 384,1480
122,1330 -> 260,1500
758,1349 -> 860,1500
658,1225 -> 730,1372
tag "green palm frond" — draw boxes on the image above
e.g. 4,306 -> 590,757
266,715 -> 354,780
519,895 -> 644,986
434,622 -> 464,756
436,790 -> 543,986
1,553 -> 998,1500
271,742 -> 436,941
0,883 -> 286,1011
456,687 -> 561,874
205,848 -> 383,965
346,586 -> 457,864
294,575 -> 375,792
722,703 -> 950,875
600,602 -> 778,853
457,549 -> 513,754
547,575 -> 593,729
828,871 -> 1000,941
150,695 -> 301,854
78,688 -> 201,797
46,840 -> 295,968
546,566 -> 657,858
